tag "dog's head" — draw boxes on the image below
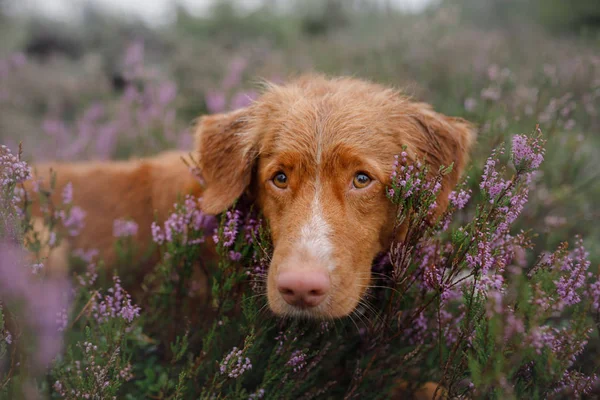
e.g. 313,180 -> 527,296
195,75 -> 476,319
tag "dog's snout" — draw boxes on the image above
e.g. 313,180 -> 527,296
277,269 -> 330,308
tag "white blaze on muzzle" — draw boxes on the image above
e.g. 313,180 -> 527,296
295,184 -> 335,272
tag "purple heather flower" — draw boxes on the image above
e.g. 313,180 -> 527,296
62,182 -> 73,205
53,381 -> 65,397
248,252 -> 268,293
151,221 -> 165,245
512,134 -> 544,170
438,308 -> 464,346
286,350 -> 307,372
552,371 -> 598,398
222,57 -> 248,90
56,308 -> 68,332
564,119 -> 576,130
157,81 -> 177,105
528,326 -> 558,355
161,217 -> 189,243
480,87 -> 501,101
0,241 -> 71,369
480,153 -> 510,201
123,40 -> 144,78
423,264 -> 441,291
448,188 -> 471,210
553,237 -> 590,310
222,209 -> 242,247
244,214 -> 261,244
72,248 -> 99,263
31,262 -> 44,274
94,123 -> 119,160
76,262 -> 98,288
405,310 -> 429,345
10,52 -> 26,67
113,218 -> 139,238
588,279 -> 600,311
249,388 -> 265,399
0,144 -> 31,186
503,312 -> 525,341
388,150 -> 442,205
151,195 -> 213,246
230,90 -> 258,110
206,90 -> 227,114
119,300 -> 141,323
219,347 -> 252,378
4,331 -> 12,345
119,363 -> 134,381
92,276 -> 141,324
48,231 -> 57,247
464,97 -> 478,112
466,235 -> 495,276
60,206 -> 86,236
82,103 -> 104,121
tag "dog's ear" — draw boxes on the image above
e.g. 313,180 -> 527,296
194,108 -> 257,215
404,102 -> 477,216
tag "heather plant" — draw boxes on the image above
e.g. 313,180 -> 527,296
0,145 -> 72,397
144,130 -> 596,399
1,41 -> 191,162
4,124 -> 600,398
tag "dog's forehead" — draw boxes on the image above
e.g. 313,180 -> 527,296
257,99 -> 398,161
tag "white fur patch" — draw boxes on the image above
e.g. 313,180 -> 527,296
296,188 -> 335,271
294,117 -> 334,270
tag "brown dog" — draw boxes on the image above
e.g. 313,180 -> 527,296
26,75 -> 475,321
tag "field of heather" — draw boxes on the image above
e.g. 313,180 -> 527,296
1,1 -> 600,398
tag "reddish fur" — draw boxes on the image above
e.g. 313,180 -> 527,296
25,151 -> 203,273
26,75 -> 475,319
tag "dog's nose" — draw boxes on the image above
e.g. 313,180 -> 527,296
277,269 -> 330,308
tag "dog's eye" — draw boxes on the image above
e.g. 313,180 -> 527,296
353,172 -> 372,189
272,172 -> 288,189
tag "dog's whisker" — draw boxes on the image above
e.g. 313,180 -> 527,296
256,301 -> 272,317
346,310 -> 362,334
243,292 -> 268,302
355,283 -> 403,296
357,299 -> 386,328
